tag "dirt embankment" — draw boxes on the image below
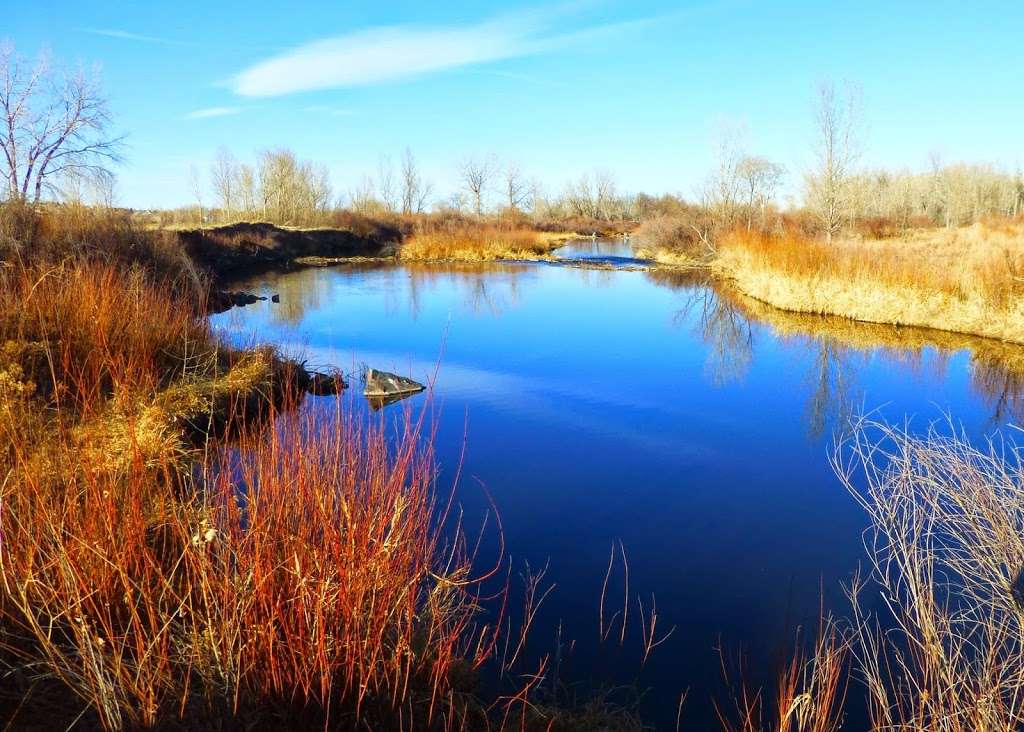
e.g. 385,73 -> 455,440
178,221 -> 402,280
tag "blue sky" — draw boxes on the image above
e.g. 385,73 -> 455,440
7,0 -> 1023,208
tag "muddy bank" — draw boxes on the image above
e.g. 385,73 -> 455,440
179,221 -> 401,281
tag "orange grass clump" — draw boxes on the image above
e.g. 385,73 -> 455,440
0,260 -> 209,410
1,392 -> 504,729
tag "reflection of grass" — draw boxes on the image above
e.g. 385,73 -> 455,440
647,267 -> 1024,427
716,223 -> 1024,343
726,283 -> 1024,423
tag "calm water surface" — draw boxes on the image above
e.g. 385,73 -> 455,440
212,241 -> 1023,728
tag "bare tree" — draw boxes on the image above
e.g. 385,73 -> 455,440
235,162 -> 256,218
459,155 -> 494,216
736,156 -> 784,230
701,119 -> 747,226
0,43 -> 123,204
188,164 -> 205,224
210,146 -> 237,220
806,80 -> 863,241
377,154 -> 397,213
593,170 -> 618,220
255,148 -> 331,225
564,174 -> 595,218
503,163 -> 528,211
348,174 -> 378,215
400,147 -> 432,214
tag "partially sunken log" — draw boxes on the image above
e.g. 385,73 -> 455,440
364,368 -> 425,401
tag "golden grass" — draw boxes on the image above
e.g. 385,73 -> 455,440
716,221 -> 1024,343
400,225 -> 559,262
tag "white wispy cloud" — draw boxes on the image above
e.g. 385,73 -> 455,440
231,8 -> 652,97
183,106 -> 244,120
81,28 -> 178,45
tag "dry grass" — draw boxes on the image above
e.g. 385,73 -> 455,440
716,221 -> 1024,343
2,201 -> 201,290
713,618 -> 849,732
1,401 -> 498,729
0,254 -> 512,729
835,419 -> 1024,730
401,220 -> 559,262
0,260 -> 210,411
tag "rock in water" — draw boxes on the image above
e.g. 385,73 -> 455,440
364,368 -> 425,400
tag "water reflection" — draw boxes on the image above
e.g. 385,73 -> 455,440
724,288 -> 1024,428
239,257 -> 1024,432
406,262 -> 526,318
638,266 -> 1024,430
673,284 -> 754,386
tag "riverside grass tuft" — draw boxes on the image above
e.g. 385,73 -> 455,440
400,219 -> 570,262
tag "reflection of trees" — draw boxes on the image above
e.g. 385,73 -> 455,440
683,287 -> 755,385
264,268 -> 329,325
405,263 -> 526,318
648,268 -> 1024,433
654,270 -> 755,385
971,352 -> 1024,425
711,280 -> 1024,429
253,260 -> 1024,431
802,339 -> 864,439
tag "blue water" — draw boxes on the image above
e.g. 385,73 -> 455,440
211,246 -> 1021,728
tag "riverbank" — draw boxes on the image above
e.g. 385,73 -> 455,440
175,219 -> 589,274
640,220 -> 1024,344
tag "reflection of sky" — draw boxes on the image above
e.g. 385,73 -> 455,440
211,253 -> 1022,728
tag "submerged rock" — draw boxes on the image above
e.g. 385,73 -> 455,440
364,368 -> 425,404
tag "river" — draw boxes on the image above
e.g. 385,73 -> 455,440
211,239 -> 1023,728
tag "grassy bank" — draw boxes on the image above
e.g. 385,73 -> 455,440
637,212 -> 1024,342
715,221 -> 1024,343
171,215 -> 580,270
